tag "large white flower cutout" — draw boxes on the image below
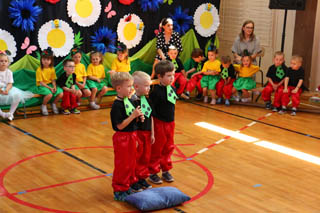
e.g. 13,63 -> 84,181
67,0 -> 101,27
117,14 -> 144,49
194,3 -> 220,37
0,29 -> 17,62
38,19 -> 74,57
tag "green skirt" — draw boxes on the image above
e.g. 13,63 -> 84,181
233,77 -> 256,90
201,75 -> 221,90
86,80 -> 108,91
33,83 -> 63,98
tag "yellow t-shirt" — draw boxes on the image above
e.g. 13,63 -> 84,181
234,64 -> 259,77
74,63 -> 87,82
87,64 -> 105,79
36,67 -> 57,86
201,60 -> 221,73
111,58 -> 130,72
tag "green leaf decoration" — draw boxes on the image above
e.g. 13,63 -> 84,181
74,32 -> 83,47
36,51 -> 41,60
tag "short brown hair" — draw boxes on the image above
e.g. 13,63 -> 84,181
221,56 -> 231,64
63,59 -> 74,67
110,72 -> 133,89
40,55 -> 54,69
155,60 -> 174,77
191,48 -> 204,58
291,55 -> 303,64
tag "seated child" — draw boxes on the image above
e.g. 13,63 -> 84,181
110,72 -> 144,201
109,43 -> 130,75
215,56 -> 236,106
86,51 -> 108,109
71,47 -> 91,106
57,59 -> 81,115
232,50 -> 260,102
148,60 -> 177,184
132,71 -> 154,191
34,48 -> 63,115
262,51 -> 287,110
166,45 -> 189,99
279,55 -> 304,116
184,48 -> 205,99
199,46 -> 221,105
0,52 -> 33,120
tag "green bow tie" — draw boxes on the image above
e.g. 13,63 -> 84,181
124,97 -> 135,116
196,63 -> 202,72
65,74 -> 74,88
140,96 -> 152,118
172,59 -> 179,70
167,85 -> 178,104
221,67 -> 229,79
276,66 -> 285,79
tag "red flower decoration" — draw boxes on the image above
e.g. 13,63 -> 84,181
45,0 -> 61,4
119,0 -> 134,5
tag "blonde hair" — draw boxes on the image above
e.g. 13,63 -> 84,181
132,71 -> 151,85
110,72 -> 133,89
291,55 -> 303,64
274,51 -> 285,58
90,51 -> 103,64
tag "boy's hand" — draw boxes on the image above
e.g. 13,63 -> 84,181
50,87 -> 55,93
139,114 -> 145,123
97,79 -> 101,83
283,88 -> 288,93
71,88 -> 76,94
292,88 -> 299,93
273,84 -> 278,90
151,134 -> 155,144
78,84 -> 84,89
1,90 -> 8,95
132,106 -> 143,118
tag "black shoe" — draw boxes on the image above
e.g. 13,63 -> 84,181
265,102 -> 271,109
130,182 -> 143,192
114,191 -> 128,201
138,179 -> 152,189
278,107 -> 287,115
149,174 -> 163,184
196,93 -> 202,100
162,171 -> 174,182
272,107 -> 279,112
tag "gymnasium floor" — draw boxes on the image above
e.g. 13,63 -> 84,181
0,97 -> 320,213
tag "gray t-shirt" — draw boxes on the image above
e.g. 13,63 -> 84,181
231,35 -> 261,64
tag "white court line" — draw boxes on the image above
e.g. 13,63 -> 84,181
247,122 -> 257,127
265,113 -> 273,117
197,148 -> 209,154
215,139 -> 226,144
300,102 -> 320,109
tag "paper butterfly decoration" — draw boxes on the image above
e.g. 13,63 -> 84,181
21,37 -> 37,55
105,1 -> 116,19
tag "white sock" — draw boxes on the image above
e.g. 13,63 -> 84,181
0,109 -> 4,118
10,99 -> 20,115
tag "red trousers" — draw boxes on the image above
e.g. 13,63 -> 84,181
186,74 -> 203,94
282,86 -> 302,108
112,131 -> 138,192
149,118 -> 175,174
61,91 -> 78,110
172,72 -> 187,95
262,82 -> 284,108
216,78 -> 235,99
136,130 -> 152,180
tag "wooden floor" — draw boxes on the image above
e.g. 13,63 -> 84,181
1,97 -> 320,213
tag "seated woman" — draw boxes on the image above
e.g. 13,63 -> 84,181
151,18 -> 183,79
232,20 -> 262,65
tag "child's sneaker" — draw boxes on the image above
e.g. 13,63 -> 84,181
278,106 -> 287,115
90,102 -> 100,110
138,179 -> 152,189
234,96 -> 240,102
51,103 -> 59,114
180,93 -> 190,100
265,101 -> 271,109
77,102 -> 81,106
210,98 -> 216,105
62,109 -> 70,115
196,93 -> 202,100
41,105 -> 49,116
7,113 -> 14,121
291,107 -> 297,116
216,97 -> 222,104
114,191 -> 128,201
162,171 -> 174,182
203,96 -> 208,103
225,99 -> 230,106
272,107 -> 279,112
71,108 -> 80,114
149,174 -> 163,184
130,182 -> 143,193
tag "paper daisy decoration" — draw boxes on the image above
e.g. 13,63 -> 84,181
67,0 -> 101,27
91,27 -> 116,54
194,3 -> 220,37
117,14 -> 144,49
0,29 -> 17,61
170,6 -> 193,36
139,0 -> 162,12
38,19 -> 74,57
8,0 -> 43,32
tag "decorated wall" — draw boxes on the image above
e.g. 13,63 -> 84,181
0,0 -> 220,63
